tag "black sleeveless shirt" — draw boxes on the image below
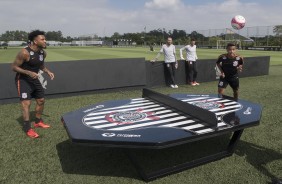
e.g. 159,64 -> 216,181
16,46 -> 45,81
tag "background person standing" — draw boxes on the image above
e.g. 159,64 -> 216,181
151,37 -> 178,88
180,38 -> 199,86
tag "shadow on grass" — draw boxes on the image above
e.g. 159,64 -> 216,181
235,140 -> 282,181
16,111 -> 50,132
56,141 -> 140,179
56,135 -> 282,181
56,134 -> 231,180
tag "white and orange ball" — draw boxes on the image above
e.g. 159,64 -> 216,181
231,15 -> 246,30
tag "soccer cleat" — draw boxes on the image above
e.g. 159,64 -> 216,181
34,121 -> 50,128
190,82 -> 196,86
170,84 -> 175,88
194,82 -> 200,85
174,85 -> 179,88
26,129 -> 39,138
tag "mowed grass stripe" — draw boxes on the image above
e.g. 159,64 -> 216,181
46,47 -> 151,61
1,46 -> 282,65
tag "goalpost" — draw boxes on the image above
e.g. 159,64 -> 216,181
217,40 -> 241,49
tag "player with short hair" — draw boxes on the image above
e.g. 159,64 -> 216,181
180,38 -> 199,86
12,30 -> 55,138
151,37 -> 178,88
216,43 -> 243,100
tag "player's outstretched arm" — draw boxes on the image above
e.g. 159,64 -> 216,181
216,63 -> 225,78
237,56 -> 244,72
195,46 -> 198,60
174,48 -> 178,69
179,46 -> 185,60
41,66 -> 55,80
237,65 -> 243,72
151,47 -> 163,62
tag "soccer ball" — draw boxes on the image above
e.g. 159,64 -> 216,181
231,15 -> 246,30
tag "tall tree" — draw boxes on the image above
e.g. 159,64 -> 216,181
0,30 -> 28,41
273,25 -> 282,46
45,31 -> 63,41
273,25 -> 282,36
111,32 -> 121,39
188,31 -> 205,40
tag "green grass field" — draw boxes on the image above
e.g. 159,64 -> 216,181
0,47 -> 282,184
1,46 -> 282,65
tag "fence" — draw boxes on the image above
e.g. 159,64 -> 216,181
194,25 -> 281,48
0,57 -> 270,104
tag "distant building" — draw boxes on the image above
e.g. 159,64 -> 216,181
71,40 -> 103,46
61,42 -> 72,46
113,39 -> 132,46
7,41 -> 25,46
47,41 -> 62,46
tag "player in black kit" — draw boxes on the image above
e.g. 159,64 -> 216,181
216,43 -> 243,100
12,30 -> 55,138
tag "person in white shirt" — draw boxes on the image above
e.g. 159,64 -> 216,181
151,37 -> 179,88
180,38 -> 199,86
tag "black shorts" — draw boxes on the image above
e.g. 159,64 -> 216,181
218,76 -> 239,90
16,78 -> 45,101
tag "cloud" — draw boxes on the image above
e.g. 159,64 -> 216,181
144,0 -> 183,10
0,0 -> 281,37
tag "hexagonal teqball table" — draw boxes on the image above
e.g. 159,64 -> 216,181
61,88 -> 262,182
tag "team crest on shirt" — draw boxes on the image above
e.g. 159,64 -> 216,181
40,50 -> 44,54
39,55 -> 44,61
233,61 -> 238,66
222,56 -> 227,60
236,56 -> 240,60
30,51 -> 34,56
21,93 -> 28,99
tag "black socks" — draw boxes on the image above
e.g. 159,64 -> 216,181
35,118 -> 42,124
23,121 -> 31,132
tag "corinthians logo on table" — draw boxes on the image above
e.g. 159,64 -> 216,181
105,109 -> 160,125
190,100 -> 225,110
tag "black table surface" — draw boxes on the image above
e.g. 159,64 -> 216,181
61,94 -> 262,149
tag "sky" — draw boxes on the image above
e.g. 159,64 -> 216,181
0,0 -> 281,37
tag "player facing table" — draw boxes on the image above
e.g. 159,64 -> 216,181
11,30 -> 55,138
151,37 -> 178,88
180,38 -> 199,86
216,43 -> 243,100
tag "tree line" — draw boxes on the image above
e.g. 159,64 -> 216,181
0,30 -> 73,43
0,29 -> 197,44
106,29 -> 206,45
0,25 -> 281,46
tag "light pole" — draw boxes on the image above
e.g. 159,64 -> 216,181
163,28 -> 165,43
144,26 -> 146,46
